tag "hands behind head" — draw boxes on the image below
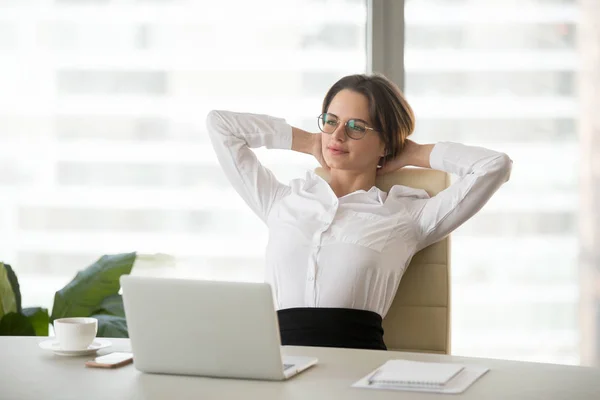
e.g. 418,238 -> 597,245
312,133 -> 330,172
377,139 -> 418,176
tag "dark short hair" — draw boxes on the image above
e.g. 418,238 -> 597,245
322,73 -> 415,165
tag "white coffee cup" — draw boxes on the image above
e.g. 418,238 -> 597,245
54,317 -> 98,351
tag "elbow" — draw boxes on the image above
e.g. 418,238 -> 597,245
206,109 -> 239,143
206,110 -> 226,136
491,152 -> 513,183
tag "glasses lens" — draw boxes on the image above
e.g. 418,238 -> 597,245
318,113 -> 338,134
346,119 -> 367,139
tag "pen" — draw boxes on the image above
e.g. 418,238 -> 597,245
367,369 -> 381,385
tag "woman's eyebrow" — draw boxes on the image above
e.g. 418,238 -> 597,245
327,112 -> 370,124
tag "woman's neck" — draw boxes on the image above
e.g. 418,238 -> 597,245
327,169 -> 377,198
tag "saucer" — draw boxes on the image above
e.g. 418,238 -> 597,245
39,339 -> 112,356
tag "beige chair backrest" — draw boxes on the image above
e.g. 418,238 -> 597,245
315,167 -> 451,354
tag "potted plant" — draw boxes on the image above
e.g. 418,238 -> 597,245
0,252 -> 136,338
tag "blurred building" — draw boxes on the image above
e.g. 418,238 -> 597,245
0,0 -> 367,315
404,0 -> 580,364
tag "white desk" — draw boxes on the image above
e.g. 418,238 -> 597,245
1,337 -> 599,400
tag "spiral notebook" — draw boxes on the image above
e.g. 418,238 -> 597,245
353,359 -> 490,394
368,360 -> 464,388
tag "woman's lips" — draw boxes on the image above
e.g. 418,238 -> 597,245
328,147 -> 348,156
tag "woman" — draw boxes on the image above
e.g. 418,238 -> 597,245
206,74 -> 512,350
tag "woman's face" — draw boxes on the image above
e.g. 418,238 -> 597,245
321,89 -> 385,173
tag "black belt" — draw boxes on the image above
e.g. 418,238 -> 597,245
277,307 -> 387,351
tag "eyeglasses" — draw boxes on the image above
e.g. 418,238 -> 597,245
317,112 -> 377,140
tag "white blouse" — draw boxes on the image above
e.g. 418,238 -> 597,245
206,110 -> 512,318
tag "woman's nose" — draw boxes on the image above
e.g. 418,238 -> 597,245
331,123 -> 346,142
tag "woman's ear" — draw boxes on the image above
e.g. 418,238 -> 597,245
380,145 -> 387,158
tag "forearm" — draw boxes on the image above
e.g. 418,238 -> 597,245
430,142 -> 512,178
206,110 -> 291,222
406,143 -> 435,169
291,127 -> 315,155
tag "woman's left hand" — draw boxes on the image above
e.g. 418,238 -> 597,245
377,140 -> 434,175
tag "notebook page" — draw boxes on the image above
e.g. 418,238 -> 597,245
353,364 -> 490,394
368,360 -> 465,387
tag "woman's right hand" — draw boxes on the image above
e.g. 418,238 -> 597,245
292,127 -> 329,171
312,132 -> 330,172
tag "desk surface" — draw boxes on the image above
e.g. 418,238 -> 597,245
2,336 -> 599,400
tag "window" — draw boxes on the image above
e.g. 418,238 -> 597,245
0,0 -> 367,311
404,0 -> 581,365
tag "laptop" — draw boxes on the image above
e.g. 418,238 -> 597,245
120,275 -> 318,380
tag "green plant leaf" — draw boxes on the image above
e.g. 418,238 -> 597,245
50,252 -> 136,322
0,312 -> 35,336
3,264 -> 21,314
22,307 -> 49,336
0,263 -> 17,320
93,294 -> 125,317
92,314 -> 129,338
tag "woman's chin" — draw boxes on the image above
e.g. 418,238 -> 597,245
326,161 -> 379,174
327,163 -> 362,172
325,159 -> 349,169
